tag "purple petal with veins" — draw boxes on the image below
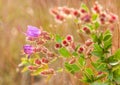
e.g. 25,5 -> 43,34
26,25 -> 41,38
23,44 -> 34,55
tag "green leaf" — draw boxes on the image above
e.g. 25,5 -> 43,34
92,44 -> 104,57
94,21 -> 100,29
55,34 -> 63,43
103,34 -> 111,41
113,69 -> 120,84
108,71 -> 113,81
85,68 -> 94,75
72,52 -> 78,56
114,49 -> 120,60
81,3 -> 89,12
103,30 -> 112,50
78,57 -> 85,66
21,66 -> 28,72
82,68 -> 95,83
32,67 -> 43,75
91,34 -> 98,43
92,62 -> 107,71
65,62 -> 80,74
92,14 -> 98,21
59,47 -> 71,57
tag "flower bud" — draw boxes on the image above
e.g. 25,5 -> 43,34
85,39 -> 93,46
35,59 -> 41,65
28,66 -> 37,71
41,69 -> 54,75
80,9 -> 86,14
56,14 -> 64,21
62,40 -> 69,47
62,7 -> 71,15
42,58 -> 49,63
78,46 -> 84,53
47,52 -> 56,58
55,43 -> 62,49
82,27 -> 91,34
109,14 -> 117,23
34,47 -> 42,52
73,10 -> 80,17
66,35 -> 73,42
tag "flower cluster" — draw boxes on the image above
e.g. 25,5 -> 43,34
19,2 -> 120,85
50,1 -> 118,27
21,25 -> 56,76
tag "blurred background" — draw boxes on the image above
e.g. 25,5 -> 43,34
0,0 -> 120,85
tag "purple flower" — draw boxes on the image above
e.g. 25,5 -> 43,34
26,25 -> 41,38
23,45 -> 34,55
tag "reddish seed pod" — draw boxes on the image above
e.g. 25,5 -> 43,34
109,14 -> 117,23
85,39 -> 93,46
80,9 -> 86,13
47,52 -> 56,58
83,27 -> 91,34
28,66 -> 37,71
44,35 -> 51,40
66,35 -> 73,42
97,71 -> 103,75
62,7 -> 71,15
36,40 -> 45,45
62,40 -> 69,47
34,47 -> 42,52
55,43 -> 62,49
41,47 -> 48,54
56,14 -> 64,21
41,69 -> 54,75
42,58 -> 49,63
69,58 -> 76,64
35,59 -> 41,65
78,46 -> 84,53
73,10 -> 80,17
26,37 -> 37,41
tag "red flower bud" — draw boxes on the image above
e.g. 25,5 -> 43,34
97,71 -> 103,75
26,37 -> 37,41
80,9 -> 86,13
62,40 -> 69,47
73,10 -> 80,17
34,47 -> 42,52
62,7 -> 71,15
41,47 -> 48,54
85,39 -> 93,46
66,35 -> 73,42
109,14 -> 117,23
56,14 -> 64,21
83,27 -> 91,34
35,59 -> 41,65
28,66 -> 37,71
41,69 -> 54,75
42,58 -> 49,63
47,52 -> 55,58
78,46 -> 84,53
55,43 -> 62,49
